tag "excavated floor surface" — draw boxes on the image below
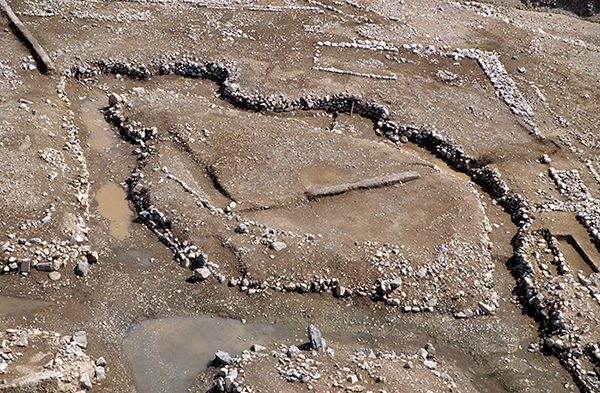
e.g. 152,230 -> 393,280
1,0 -> 600,392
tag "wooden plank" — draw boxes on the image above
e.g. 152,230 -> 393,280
1,0 -> 55,74
306,171 -> 420,199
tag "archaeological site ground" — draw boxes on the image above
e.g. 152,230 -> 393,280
1,0 -> 600,391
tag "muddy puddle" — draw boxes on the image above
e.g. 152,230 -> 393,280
95,181 -> 133,241
80,93 -> 115,153
0,296 -> 52,317
123,316 -> 294,393
112,245 -> 156,270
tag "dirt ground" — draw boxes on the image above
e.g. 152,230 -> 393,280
1,0 -> 600,392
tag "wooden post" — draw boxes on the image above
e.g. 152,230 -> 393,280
1,0 -> 55,74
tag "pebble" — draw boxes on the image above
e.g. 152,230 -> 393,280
48,271 -> 61,281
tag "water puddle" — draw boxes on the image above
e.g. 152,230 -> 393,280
122,316 -> 292,393
401,143 -> 472,183
95,182 -> 133,241
0,296 -> 52,317
113,246 -> 156,270
80,93 -> 115,153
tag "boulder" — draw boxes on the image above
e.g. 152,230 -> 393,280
80,372 -> 92,390
194,267 -> 211,281
75,261 -> 89,277
107,93 -> 123,107
308,325 -> 325,352
86,251 -> 99,264
72,331 -> 87,349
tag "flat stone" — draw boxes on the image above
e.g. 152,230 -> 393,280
269,241 -> 287,251
424,360 -> 437,369
215,350 -> 233,365
48,271 -> 61,281
14,336 -> 28,347
478,302 -> 496,315
9,371 -> 58,391
35,262 -> 54,272
454,309 -> 474,319
347,385 -> 366,392
72,331 -> 87,349
19,260 -> 30,273
194,267 -> 211,281
426,298 -> 438,307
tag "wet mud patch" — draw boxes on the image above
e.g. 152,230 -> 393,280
95,181 -> 133,241
0,296 -> 52,317
123,315 -> 293,393
80,92 -> 116,153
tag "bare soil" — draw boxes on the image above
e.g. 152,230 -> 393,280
1,0 -> 600,392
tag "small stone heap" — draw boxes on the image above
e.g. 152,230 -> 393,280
0,329 -> 107,391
